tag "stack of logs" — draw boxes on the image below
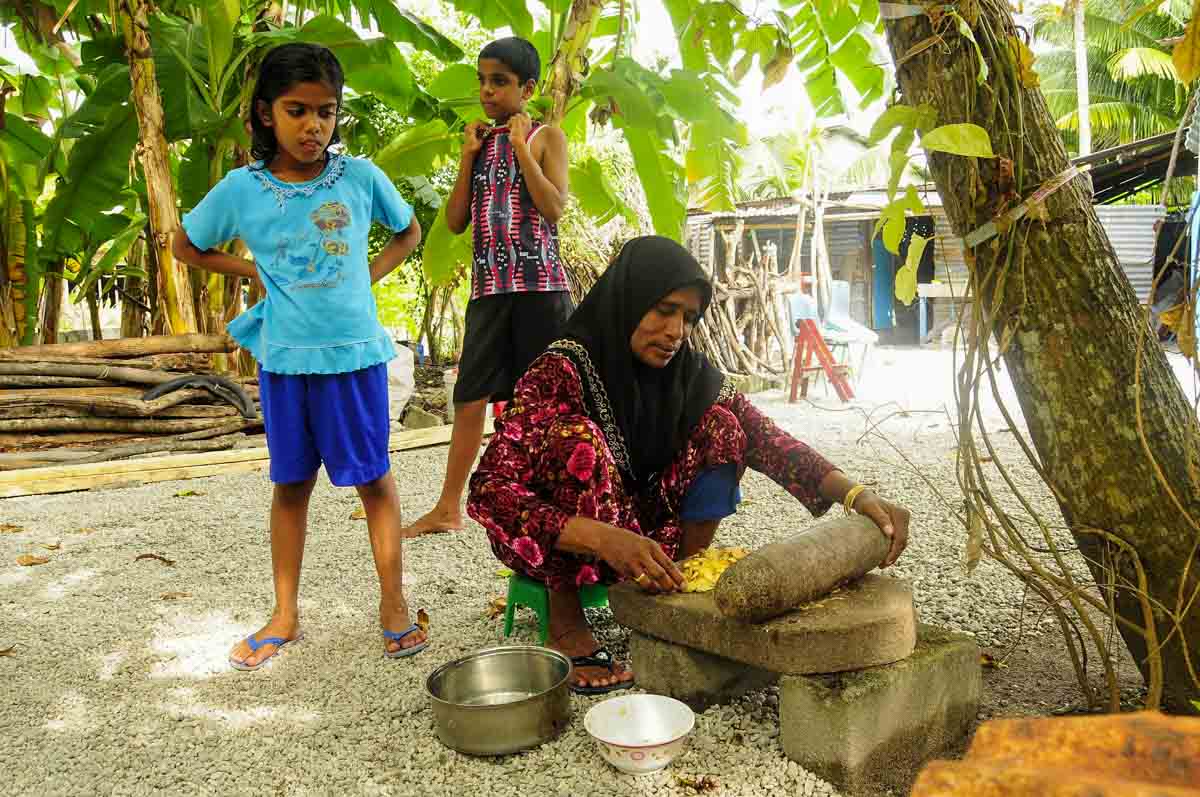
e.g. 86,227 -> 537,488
0,334 -> 262,469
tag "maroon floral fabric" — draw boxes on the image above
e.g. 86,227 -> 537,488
466,353 -> 839,591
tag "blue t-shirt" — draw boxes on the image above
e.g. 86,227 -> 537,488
182,154 -> 413,374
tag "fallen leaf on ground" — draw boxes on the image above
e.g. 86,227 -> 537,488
160,592 -> 192,601
174,490 -> 204,497
40,542 -> 61,551
350,507 -> 367,520
0,524 -> 23,534
71,527 -> 97,535
495,568 -> 513,578
980,652 -> 1007,670
485,596 -> 508,619
675,774 -> 719,793
416,608 -> 430,634
16,554 -> 49,566
135,553 -> 175,566
0,645 -> 15,657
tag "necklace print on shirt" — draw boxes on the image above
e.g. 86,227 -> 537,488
271,200 -> 352,290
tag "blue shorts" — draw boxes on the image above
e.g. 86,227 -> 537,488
258,364 -> 391,486
680,463 -> 743,522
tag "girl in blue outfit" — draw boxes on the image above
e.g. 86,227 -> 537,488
173,43 -> 426,670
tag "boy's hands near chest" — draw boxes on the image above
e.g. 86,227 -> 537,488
508,114 -> 569,224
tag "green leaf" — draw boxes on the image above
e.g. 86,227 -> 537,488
354,1 -> 464,62
375,120 -> 459,180
201,0 -> 240,85
894,233 -> 927,306
148,15 -> 223,141
445,0 -> 534,39
623,124 -> 686,240
868,102 -> 937,145
570,157 -> 636,225
17,75 -> 53,119
805,64 -> 844,117
920,124 -> 995,158
43,104 -> 139,258
828,33 -> 882,99
0,113 -> 52,166
951,12 -> 988,84
815,0 -> 859,46
179,138 -> 213,212
60,63 -> 131,138
874,185 -> 925,255
421,203 -> 473,286
583,67 -> 660,130
429,64 -> 478,100
301,16 -> 417,113
73,213 -> 147,300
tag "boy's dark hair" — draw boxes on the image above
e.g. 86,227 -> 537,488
479,37 -> 540,85
249,43 -> 345,165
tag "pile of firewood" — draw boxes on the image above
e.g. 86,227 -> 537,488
0,334 -> 262,469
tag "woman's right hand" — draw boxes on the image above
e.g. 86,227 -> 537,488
600,526 -> 684,593
561,517 -> 684,593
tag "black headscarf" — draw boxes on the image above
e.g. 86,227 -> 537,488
551,236 -> 726,485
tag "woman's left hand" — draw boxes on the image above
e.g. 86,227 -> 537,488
853,492 -> 910,568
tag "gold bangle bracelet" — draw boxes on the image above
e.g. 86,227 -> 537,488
843,484 -> 867,515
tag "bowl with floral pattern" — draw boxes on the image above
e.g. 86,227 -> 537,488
583,694 -> 695,775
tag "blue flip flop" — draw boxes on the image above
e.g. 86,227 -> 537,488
229,631 -> 304,671
383,624 -> 429,659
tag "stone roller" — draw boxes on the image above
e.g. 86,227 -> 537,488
713,514 -> 891,623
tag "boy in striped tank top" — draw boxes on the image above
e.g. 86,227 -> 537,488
405,37 -> 573,537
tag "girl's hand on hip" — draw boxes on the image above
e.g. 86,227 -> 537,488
854,492 -> 911,568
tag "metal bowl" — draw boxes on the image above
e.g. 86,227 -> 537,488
425,646 -> 573,755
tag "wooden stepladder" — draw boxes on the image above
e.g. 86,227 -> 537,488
789,319 -> 854,403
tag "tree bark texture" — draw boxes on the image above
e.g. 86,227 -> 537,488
120,0 -> 197,335
11,333 -> 234,359
541,0 -> 606,126
884,0 -> 1199,712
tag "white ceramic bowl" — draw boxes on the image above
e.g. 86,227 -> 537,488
583,694 -> 696,775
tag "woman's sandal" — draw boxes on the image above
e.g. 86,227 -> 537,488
568,647 -> 636,695
383,624 -> 429,659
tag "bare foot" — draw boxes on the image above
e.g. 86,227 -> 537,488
229,615 -> 301,669
402,507 -> 464,538
381,599 -> 427,655
550,626 -> 634,690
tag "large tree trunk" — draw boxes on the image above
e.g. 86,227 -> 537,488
541,0 -> 606,126
120,0 -> 197,335
39,263 -> 63,345
883,0 -> 1199,713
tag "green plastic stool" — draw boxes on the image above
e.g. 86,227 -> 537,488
503,572 -> 608,645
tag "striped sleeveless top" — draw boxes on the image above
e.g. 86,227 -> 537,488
469,123 -> 568,300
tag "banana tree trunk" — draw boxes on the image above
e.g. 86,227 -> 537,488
121,232 -> 150,338
39,263 -> 63,344
120,0 -> 197,335
883,0 -> 1199,713
0,196 -> 20,347
541,0 -> 607,126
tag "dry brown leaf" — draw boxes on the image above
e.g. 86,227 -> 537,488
173,490 -> 204,498
40,542 -> 61,551
1009,36 -> 1039,88
675,774 -> 719,793
135,553 -> 175,567
71,527 -> 97,535
350,507 -> 367,520
16,554 -> 49,566
160,591 -> 192,601
964,508 -> 983,575
485,596 -> 508,620
0,524 -> 23,534
0,645 -> 15,657
415,608 -> 430,634
980,652 -> 1007,670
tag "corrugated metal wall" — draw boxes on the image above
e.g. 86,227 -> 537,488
1095,205 -> 1163,301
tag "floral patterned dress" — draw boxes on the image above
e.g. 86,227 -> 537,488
466,350 -> 840,591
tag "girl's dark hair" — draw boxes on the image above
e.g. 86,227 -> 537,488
479,37 -> 540,85
249,43 -> 345,165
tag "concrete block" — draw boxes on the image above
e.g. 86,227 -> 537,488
629,631 -> 778,711
610,574 -> 916,675
780,624 -> 981,797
